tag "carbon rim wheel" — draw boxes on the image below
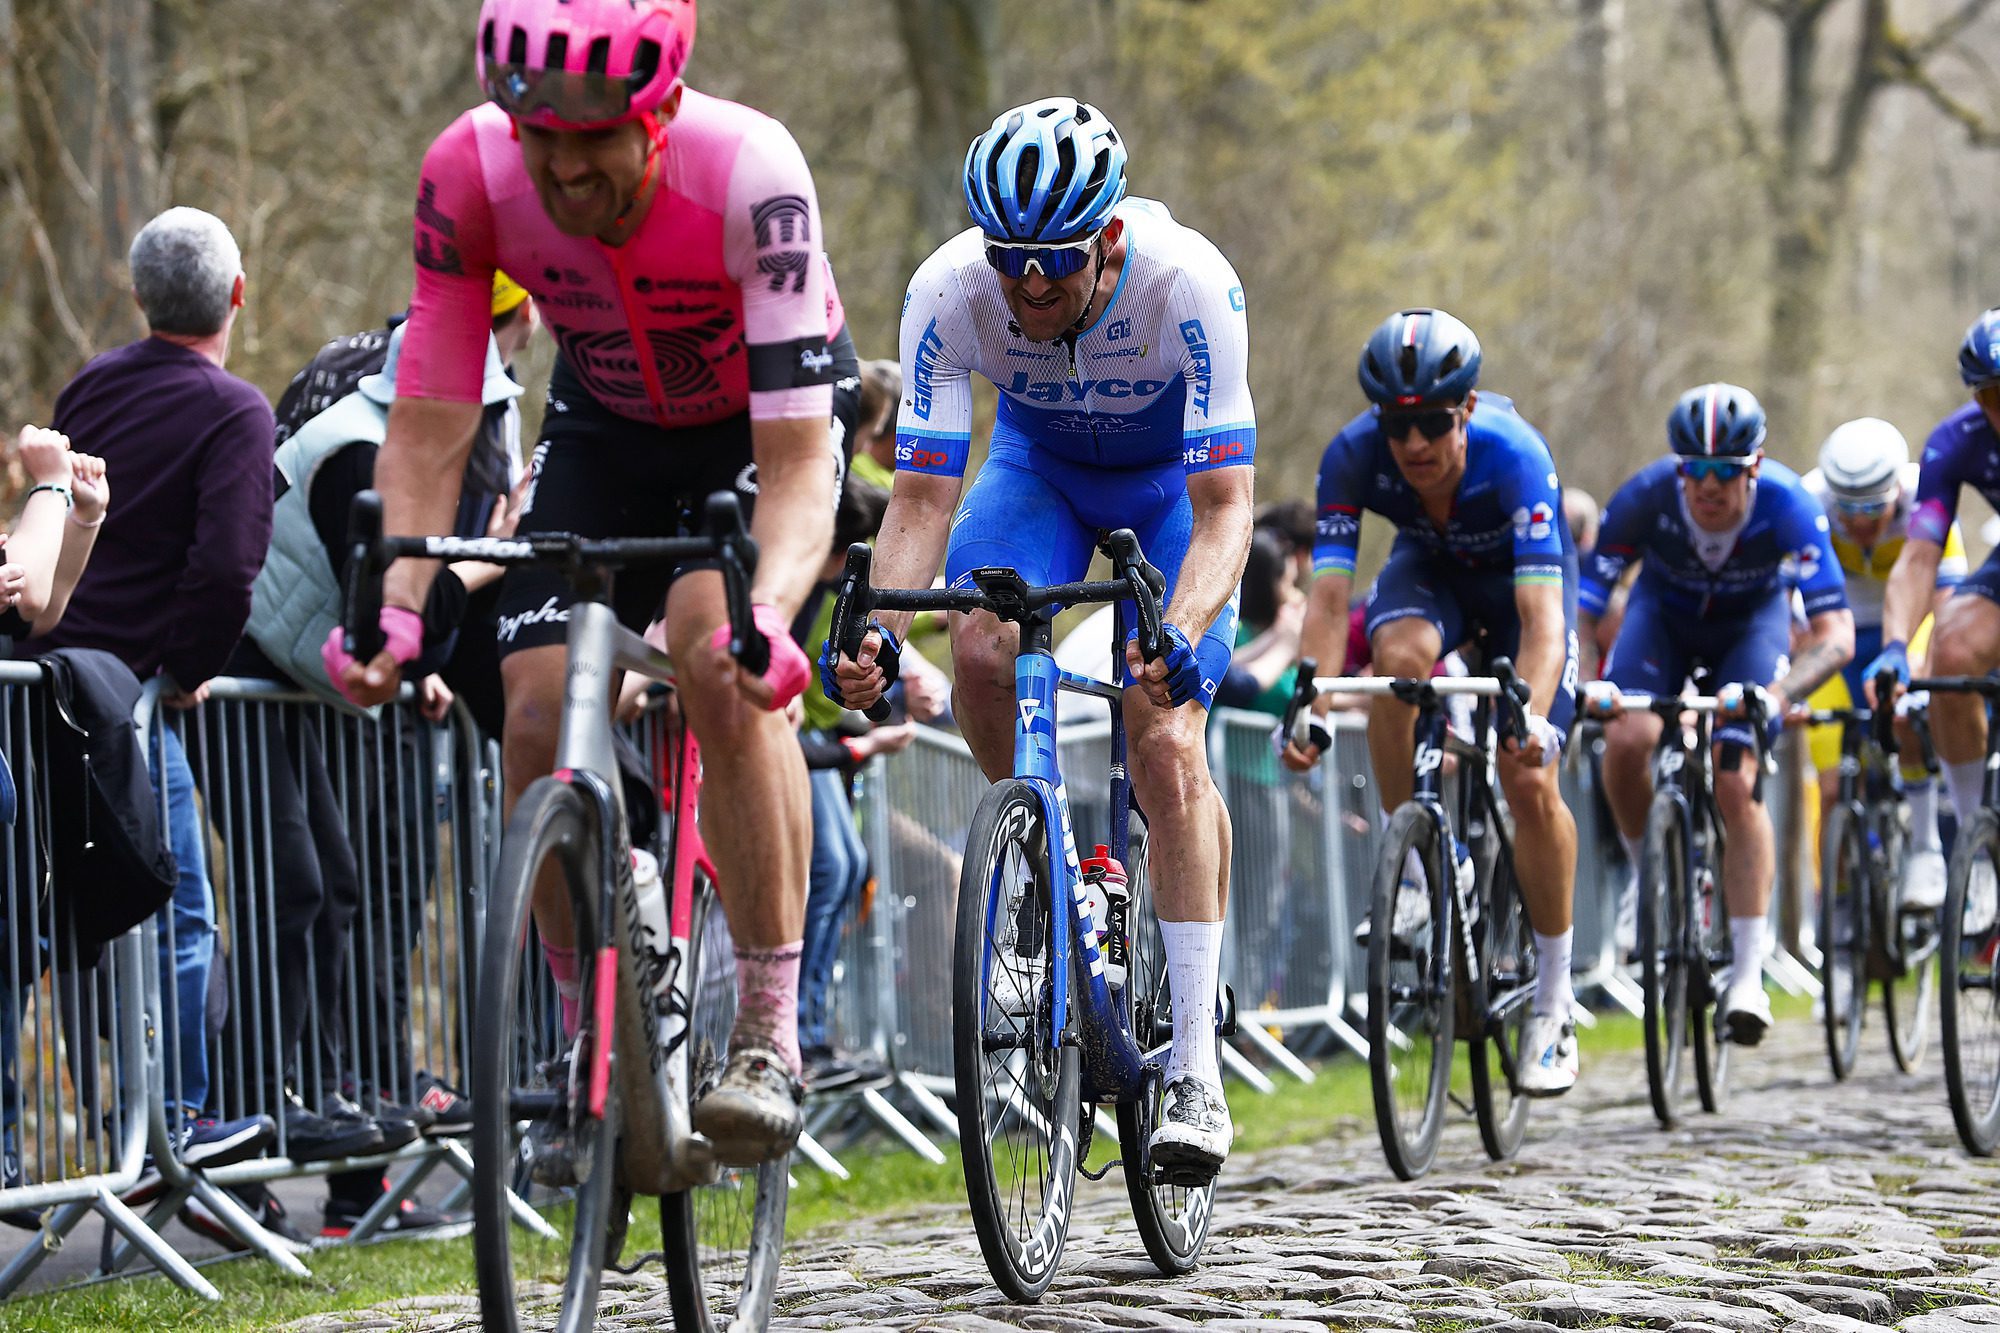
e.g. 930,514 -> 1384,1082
473,779 -> 616,1333
954,780 -> 1081,1300
1692,840 -> 1732,1115
1819,805 -> 1868,1081
661,874 -> 790,1331
1941,811 -> 2000,1155
1471,846 -> 1533,1161
1639,791 -> 1690,1129
1368,801 -> 1453,1181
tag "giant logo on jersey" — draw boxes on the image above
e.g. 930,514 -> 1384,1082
911,318 -> 945,420
1179,319 -> 1212,416
1001,372 -> 1169,402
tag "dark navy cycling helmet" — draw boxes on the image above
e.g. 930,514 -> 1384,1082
1356,308 -> 1482,407
1667,383 -> 1767,457
1958,306 -> 2000,387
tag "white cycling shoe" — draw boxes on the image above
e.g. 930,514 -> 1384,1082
1721,977 -> 1773,1047
1148,1075 -> 1232,1186
1967,859 -> 1999,935
1902,848 -> 1948,914
1516,1012 -> 1579,1097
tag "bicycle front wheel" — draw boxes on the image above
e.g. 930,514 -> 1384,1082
954,779 -> 1082,1301
1639,790 -> 1691,1129
1367,801 -> 1454,1181
1819,804 -> 1868,1081
661,870 -> 790,1330
473,778 -> 618,1333
1470,845 -> 1533,1162
1116,817 -> 1215,1276
1942,809 -> 2000,1155
1691,831 -> 1732,1115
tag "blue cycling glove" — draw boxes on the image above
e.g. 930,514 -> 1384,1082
818,620 -> 901,708
1863,639 -> 1910,689
1129,623 -> 1206,708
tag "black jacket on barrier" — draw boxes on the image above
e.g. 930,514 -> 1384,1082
36,647 -> 178,967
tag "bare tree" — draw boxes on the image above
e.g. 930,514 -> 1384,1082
888,0 -> 995,266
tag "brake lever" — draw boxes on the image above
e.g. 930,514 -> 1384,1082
704,493 -> 768,677
1102,527 -> 1165,661
830,543 -> 891,722
342,490 -> 386,661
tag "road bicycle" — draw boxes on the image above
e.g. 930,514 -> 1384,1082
1808,675 -> 1939,1081
1281,656 -> 1541,1180
344,489 -> 786,1332
1905,674 -> 2000,1156
828,530 -> 1229,1301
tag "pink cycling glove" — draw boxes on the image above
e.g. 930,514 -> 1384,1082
321,606 -> 424,706
711,602 -> 810,711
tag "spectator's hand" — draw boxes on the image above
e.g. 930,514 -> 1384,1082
161,678 -> 211,711
0,561 -> 25,608
1271,595 -> 1306,649
420,674 -> 455,722
901,652 -> 949,722
852,721 -> 917,760
69,452 -> 108,525
16,426 -> 73,488
489,472 -> 532,540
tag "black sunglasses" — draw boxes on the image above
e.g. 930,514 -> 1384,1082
1378,404 -> 1464,442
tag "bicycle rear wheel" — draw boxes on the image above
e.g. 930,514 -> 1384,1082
661,870 -> 790,1330
1941,809 -> 2000,1156
1470,845 -> 1533,1162
1367,801 -> 1453,1181
473,779 -> 619,1333
1639,790 -> 1691,1129
1116,818 -> 1215,1276
955,779 -> 1082,1301
1819,804 -> 1868,1081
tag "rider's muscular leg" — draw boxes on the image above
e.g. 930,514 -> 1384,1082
503,644 -> 580,1028
1367,619 -> 1443,814
950,609 -> 1023,784
1714,755 -> 1773,921
1498,760 -> 1575,936
1928,595 -> 2000,826
1600,710 -> 1664,845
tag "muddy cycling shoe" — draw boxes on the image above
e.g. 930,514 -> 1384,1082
1148,1075 -> 1231,1186
692,1047 -> 804,1166
527,1056 -> 578,1188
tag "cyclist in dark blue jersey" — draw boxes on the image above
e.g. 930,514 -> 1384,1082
1582,383 -> 1853,1046
1869,307 -> 2000,929
1284,308 -> 1583,1097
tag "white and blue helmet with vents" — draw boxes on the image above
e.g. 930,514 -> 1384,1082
962,96 -> 1128,243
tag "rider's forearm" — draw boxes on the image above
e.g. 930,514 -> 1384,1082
1299,573 -> 1353,691
1511,582 -> 1566,717
378,397 -> 483,614
1775,609 -> 1855,704
747,416 -> 837,619
868,470 -> 963,642
1164,470 -> 1254,638
1578,609 -> 1603,681
1880,538 -> 1945,647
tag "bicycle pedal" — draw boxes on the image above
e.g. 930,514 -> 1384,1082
1217,984 -> 1238,1038
1150,1161 -> 1218,1189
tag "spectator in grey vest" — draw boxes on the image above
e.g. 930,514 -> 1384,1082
22,206 -> 277,1169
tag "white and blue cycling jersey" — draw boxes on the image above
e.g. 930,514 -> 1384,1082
890,198 -> 1256,709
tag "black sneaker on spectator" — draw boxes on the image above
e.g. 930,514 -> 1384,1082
413,1070 -> 473,1136
122,1114 -> 276,1206
342,1079 -> 437,1136
325,1092 -> 420,1152
2,1141 -> 40,1230
180,1183 -> 309,1254
321,1193 -> 455,1239
801,1044 -> 892,1094
279,1095 -> 386,1163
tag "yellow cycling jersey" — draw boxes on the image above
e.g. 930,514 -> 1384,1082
1802,462 -> 1967,630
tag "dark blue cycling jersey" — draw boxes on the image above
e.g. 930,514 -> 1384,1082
1580,456 -> 1847,620
1312,394 -> 1572,586
1912,401 -> 2000,547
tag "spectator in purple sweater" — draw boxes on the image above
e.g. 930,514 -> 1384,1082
24,206 -> 277,1168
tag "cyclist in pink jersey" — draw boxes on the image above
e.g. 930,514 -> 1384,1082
336,0 -> 853,1167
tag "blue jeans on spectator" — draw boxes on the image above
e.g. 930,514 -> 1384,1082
800,761 -> 866,1053
152,726 -> 215,1119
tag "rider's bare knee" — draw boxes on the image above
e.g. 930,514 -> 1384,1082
1128,714 -> 1209,818
1713,760 -> 1760,825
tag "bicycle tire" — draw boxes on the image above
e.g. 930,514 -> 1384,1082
1691,824 -> 1732,1115
1638,789 -> 1691,1129
954,779 -> 1082,1300
1368,801 -> 1453,1181
1884,945 -> 1937,1076
661,870 -> 790,1330
1819,803 -> 1868,1081
1470,843 -> 1533,1161
1115,819 -> 1215,1276
473,778 -> 618,1333
1880,802 -> 1938,1075
1941,809 -> 2000,1156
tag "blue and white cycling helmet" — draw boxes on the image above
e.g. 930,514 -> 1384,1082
1356,308 -> 1482,407
1958,306 -> 2000,388
1667,383 -> 1767,457
963,97 -> 1127,243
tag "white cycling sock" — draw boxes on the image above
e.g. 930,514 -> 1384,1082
1531,929 -> 1575,1017
1905,776 -> 1942,854
1728,915 -> 1766,990
1160,919 -> 1223,1088
1947,759 -> 1985,831
1618,828 -> 1643,868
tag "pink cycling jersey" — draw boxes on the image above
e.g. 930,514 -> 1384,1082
399,92 -> 844,429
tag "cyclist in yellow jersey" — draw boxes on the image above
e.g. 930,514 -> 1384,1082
1803,418 -> 1967,909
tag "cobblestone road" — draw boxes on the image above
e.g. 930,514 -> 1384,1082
286,1022 -> 2000,1331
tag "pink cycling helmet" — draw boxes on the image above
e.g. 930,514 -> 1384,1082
476,0 -> 695,130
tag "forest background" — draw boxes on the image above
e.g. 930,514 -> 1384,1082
7,0 -> 2000,558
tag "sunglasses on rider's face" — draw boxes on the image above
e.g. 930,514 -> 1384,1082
1677,456 -> 1755,483
1378,404 -> 1464,442
982,233 -> 1099,280
485,64 -> 637,127
1833,494 -> 1893,518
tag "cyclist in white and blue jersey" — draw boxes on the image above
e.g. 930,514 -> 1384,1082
1583,383 -> 1854,1047
1285,308 -> 1585,1097
825,98 -> 1254,1180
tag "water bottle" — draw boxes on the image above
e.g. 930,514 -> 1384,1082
1080,845 -> 1129,988
630,848 -> 673,996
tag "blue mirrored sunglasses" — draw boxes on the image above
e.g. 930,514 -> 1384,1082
982,233 -> 1098,280
1833,493 -> 1893,517
1677,456 -> 1755,483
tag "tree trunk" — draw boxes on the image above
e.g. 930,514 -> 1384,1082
14,0 -> 161,394
887,0 -> 996,265
1764,201 -> 1839,453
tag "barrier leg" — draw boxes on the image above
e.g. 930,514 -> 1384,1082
856,1088 -> 947,1165
1231,1018 -> 1316,1083
895,1073 -> 961,1141
342,1150 -> 447,1244
95,1191 -> 222,1299
791,1129 -> 850,1180
431,1137 -> 556,1239
184,1177 -> 312,1276
1218,1041 -> 1276,1094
